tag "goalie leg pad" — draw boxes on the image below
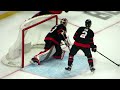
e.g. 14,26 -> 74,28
53,50 -> 65,60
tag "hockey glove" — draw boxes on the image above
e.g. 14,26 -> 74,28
91,45 -> 97,52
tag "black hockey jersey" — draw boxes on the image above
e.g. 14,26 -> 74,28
44,24 -> 67,45
73,27 -> 95,48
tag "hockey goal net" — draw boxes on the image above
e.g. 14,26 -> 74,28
1,15 -> 58,68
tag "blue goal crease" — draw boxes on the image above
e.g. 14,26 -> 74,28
23,52 -> 89,79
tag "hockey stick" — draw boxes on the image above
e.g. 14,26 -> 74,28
64,37 -> 71,51
97,51 -> 120,67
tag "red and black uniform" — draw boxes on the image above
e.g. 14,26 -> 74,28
68,27 -> 96,68
44,24 -> 67,59
32,11 -> 63,18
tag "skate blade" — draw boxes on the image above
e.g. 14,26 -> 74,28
30,60 -> 40,65
30,58 -> 40,65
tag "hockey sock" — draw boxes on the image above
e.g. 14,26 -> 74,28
68,55 -> 74,66
88,57 -> 94,67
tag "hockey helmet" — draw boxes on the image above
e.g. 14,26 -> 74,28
85,19 -> 92,28
60,18 -> 68,26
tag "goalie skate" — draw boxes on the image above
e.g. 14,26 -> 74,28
31,56 -> 40,65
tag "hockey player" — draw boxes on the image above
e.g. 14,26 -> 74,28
31,18 -> 70,65
31,11 -> 69,18
65,19 -> 97,72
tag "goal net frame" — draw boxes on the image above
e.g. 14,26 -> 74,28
1,14 -> 58,68
22,15 -> 58,68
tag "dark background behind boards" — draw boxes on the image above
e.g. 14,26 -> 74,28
0,0 -> 120,11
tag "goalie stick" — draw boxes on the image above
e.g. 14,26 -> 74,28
64,40 -> 71,51
97,51 -> 120,67
63,35 -> 71,51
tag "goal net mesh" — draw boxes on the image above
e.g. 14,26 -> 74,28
1,15 -> 58,68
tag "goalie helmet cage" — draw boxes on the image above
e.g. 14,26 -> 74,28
1,15 -> 58,68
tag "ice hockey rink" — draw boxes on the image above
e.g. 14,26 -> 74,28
0,11 -> 120,79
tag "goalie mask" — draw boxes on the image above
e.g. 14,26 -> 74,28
60,18 -> 68,26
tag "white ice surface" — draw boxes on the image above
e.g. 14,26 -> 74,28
0,11 -> 120,79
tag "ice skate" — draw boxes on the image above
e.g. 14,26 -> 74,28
65,66 -> 72,71
90,66 -> 95,73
